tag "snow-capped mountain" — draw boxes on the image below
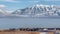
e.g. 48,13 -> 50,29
0,9 -> 14,17
0,9 -> 7,17
12,4 -> 60,17
0,4 -> 60,18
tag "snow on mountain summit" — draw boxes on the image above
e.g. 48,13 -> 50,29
0,4 -> 59,17
12,4 -> 60,17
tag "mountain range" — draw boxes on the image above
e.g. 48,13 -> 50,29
1,4 -> 60,17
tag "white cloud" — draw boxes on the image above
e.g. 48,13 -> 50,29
0,4 -> 6,8
0,0 -> 20,3
44,0 -> 60,1
5,0 -> 20,3
28,1 -> 39,3
6,10 -> 14,13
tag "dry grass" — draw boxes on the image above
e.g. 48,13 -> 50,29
0,29 -> 55,34
0,31 -> 40,34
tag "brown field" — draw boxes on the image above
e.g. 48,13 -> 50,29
0,30 -> 54,34
0,31 -> 40,34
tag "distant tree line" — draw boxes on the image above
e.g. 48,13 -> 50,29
0,28 -> 60,32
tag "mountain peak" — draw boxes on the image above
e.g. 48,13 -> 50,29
12,4 -> 60,17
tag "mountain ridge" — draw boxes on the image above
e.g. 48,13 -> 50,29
12,4 -> 60,17
0,4 -> 60,17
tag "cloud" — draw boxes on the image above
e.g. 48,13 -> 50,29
0,4 -> 6,8
0,0 -> 20,3
28,1 -> 39,3
5,0 -> 20,3
6,10 -> 14,13
44,0 -> 60,1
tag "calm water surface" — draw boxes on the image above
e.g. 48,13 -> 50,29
0,18 -> 60,29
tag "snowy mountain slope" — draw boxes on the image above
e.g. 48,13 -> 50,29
0,9 -> 7,17
0,4 -> 60,17
0,9 -> 14,17
12,4 -> 60,17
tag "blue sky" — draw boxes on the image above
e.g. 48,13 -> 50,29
0,0 -> 60,11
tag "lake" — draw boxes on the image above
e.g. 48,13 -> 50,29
0,18 -> 60,29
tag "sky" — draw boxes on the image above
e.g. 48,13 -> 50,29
0,0 -> 60,11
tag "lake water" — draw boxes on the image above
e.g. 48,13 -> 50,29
0,18 -> 60,29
